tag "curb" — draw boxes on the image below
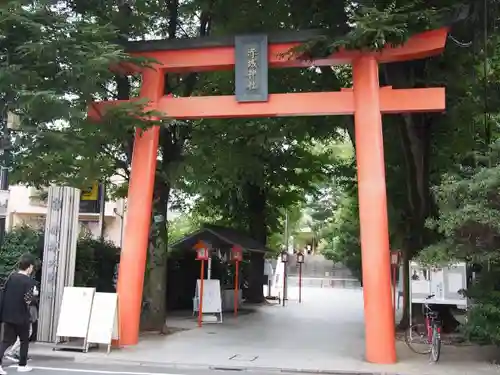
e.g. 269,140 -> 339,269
29,346 -> 393,375
69,356 -> 393,375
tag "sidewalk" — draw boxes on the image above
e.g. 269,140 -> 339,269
30,287 -> 500,375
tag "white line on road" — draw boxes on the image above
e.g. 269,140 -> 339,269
9,365 -> 183,375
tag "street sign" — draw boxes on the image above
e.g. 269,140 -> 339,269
80,182 -> 102,213
81,182 -> 99,200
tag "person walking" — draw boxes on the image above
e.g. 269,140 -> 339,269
4,282 -> 38,363
0,254 -> 38,374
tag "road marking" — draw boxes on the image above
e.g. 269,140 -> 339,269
9,365 -> 183,375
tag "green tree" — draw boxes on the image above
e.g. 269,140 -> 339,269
417,142 -> 500,343
7,0 -> 212,331
321,194 -> 362,282
1,0 -> 151,189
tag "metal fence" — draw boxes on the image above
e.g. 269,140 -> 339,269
283,254 -> 357,280
286,276 -> 361,289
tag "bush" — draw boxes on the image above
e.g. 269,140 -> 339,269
461,267 -> 500,345
0,226 -> 120,291
75,235 -> 120,292
0,226 -> 43,282
418,144 -> 500,344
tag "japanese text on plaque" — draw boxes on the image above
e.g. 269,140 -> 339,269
247,47 -> 259,90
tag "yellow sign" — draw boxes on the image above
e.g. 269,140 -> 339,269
81,182 -> 99,201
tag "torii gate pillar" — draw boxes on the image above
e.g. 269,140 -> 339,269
353,56 -> 395,363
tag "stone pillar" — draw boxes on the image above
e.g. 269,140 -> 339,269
37,186 -> 80,343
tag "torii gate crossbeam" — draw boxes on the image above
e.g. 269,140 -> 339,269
89,27 -> 448,365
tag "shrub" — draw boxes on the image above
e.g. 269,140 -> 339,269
75,235 -> 120,291
0,226 -> 120,291
0,226 -> 43,282
461,267 -> 500,345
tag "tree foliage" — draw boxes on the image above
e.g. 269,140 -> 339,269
417,143 -> 500,343
321,194 -> 362,282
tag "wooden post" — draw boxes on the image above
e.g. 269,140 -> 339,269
234,262 -> 239,317
299,263 -> 302,303
198,259 -> 205,327
392,265 -> 397,317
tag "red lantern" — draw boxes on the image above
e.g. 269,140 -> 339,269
390,250 -> 401,266
231,245 -> 243,262
195,241 -> 209,260
296,252 -> 305,264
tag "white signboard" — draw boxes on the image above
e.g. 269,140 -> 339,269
412,280 -> 430,294
56,287 -> 95,339
410,262 -> 467,307
447,273 -> 464,294
196,279 -> 222,314
86,292 -> 119,352
264,260 -> 274,276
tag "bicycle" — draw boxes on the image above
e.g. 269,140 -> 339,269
404,294 -> 442,363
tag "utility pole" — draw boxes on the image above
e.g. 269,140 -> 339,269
98,182 -> 106,241
0,166 -> 8,245
284,210 -> 289,251
283,210 -> 289,303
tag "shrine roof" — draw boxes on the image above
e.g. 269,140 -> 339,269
169,224 -> 272,253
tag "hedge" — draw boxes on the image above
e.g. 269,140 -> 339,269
0,225 -> 120,291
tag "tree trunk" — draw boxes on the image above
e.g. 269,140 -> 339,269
244,183 -> 267,303
141,186 -> 170,333
142,245 -> 168,332
139,2 -> 213,330
383,62 -> 440,329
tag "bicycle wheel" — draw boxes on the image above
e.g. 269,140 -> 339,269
405,324 -> 431,354
429,325 -> 441,363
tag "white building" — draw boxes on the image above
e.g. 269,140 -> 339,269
6,185 -> 126,247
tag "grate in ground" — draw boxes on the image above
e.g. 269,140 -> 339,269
229,354 -> 259,362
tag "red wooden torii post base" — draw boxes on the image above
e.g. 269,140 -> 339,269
90,28 -> 448,364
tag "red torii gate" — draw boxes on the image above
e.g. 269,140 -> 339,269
90,28 -> 448,364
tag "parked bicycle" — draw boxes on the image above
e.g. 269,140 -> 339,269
404,294 -> 442,363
